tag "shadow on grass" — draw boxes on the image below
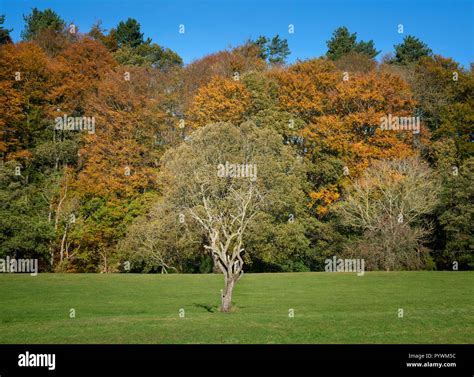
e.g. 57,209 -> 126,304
194,302 -> 247,313
194,303 -> 218,313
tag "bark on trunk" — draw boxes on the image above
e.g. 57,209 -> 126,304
59,224 -> 68,263
221,277 -> 235,312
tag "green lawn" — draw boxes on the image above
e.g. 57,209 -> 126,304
0,272 -> 473,343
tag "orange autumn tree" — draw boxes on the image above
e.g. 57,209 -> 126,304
181,45 -> 265,111
187,76 -> 252,128
288,68 -> 421,215
50,37 -> 116,116
271,58 -> 340,123
0,42 -> 56,158
75,67 -> 163,198
315,71 -> 418,173
62,66 -> 168,271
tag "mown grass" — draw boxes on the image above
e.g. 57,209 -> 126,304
0,271 -> 472,343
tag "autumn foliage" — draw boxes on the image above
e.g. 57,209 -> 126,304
1,15 -> 472,272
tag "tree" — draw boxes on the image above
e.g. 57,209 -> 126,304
437,157 -> 474,269
76,66 -> 161,199
88,21 -> 106,41
267,35 -> 290,64
0,160 -> 55,264
87,20 -> 118,51
0,15 -> 12,44
242,72 -> 281,117
160,121 -> 305,311
326,27 -> 379,60
327,27 -> 356,60
114,42 -> 182,70
51,37 -> 116,114
181,46 -> 265,112
393,35 -> 432,65
272,58 -> 339,123
252,36 -> 269,60
334,52 -> 376,74
187,76 -> 251,128
303,70 -> 418,178
404,55 -> 473,160
115,18 -> 145,48
21,8 -> 65,41
0,41 -> 57,159
435,68 -> 474,160
407,55 -> 460,130
250,35 -> 290,64
354,40 -> 378,58
118,199 -> 202,273
336,158 -> 440,270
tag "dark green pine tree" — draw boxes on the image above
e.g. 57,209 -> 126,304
115,18 -> 145,48
0,15 -> 12,44
267,34 -> 290,64
326,26 -> 379,60
393,35 -> 432,64
21,8 -> 65,40
326,26 -> 357,60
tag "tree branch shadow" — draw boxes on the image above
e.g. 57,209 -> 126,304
193,303 -> 218,313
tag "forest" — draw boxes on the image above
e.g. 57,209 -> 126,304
0,9 -> 472,275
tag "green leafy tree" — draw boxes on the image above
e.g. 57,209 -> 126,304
407,55 -> 473,159
437,158 -> 474,269
336,158 -> 440,271
0,161 -> 54,265
114,42 -> 182,69
159,121 -> 307,311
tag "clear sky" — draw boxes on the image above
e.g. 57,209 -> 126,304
1,0 -> 473,68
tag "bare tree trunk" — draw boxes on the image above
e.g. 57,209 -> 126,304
99,248 -> 108,273
54,182 -> 67,231
48,201 -> 54,267
60,224 -> 68,263
221,276 -> 235,312
188,185 -> 256,313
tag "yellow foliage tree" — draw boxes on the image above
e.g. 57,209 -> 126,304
187,76 -> 252,128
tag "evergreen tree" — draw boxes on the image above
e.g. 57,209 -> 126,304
393,35 -> 432,64
0,15 -> 12,44
326,26 -> 378,60
250,34 -> 290,64
115,18 -> 145,48
21,8 -> 65,40
267,34 -> 290,64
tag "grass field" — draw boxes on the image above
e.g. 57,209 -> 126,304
0,272 -> 473,343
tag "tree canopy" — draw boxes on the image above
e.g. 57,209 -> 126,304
1,8 -> 472,277
21,8 -> 65,40
326,26 -> 379,60
392,35 -> 433,65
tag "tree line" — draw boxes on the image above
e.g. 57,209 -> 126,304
0,9 -> 472,277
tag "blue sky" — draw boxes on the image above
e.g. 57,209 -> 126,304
1,0 -> 473,68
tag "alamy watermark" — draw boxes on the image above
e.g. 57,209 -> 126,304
54,114 -> 95,134
18,352 -> 55,371
380,114 -> 420,134
217,161 -> 257,182
0,256 -> 38,276
324,256 -> 365,276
